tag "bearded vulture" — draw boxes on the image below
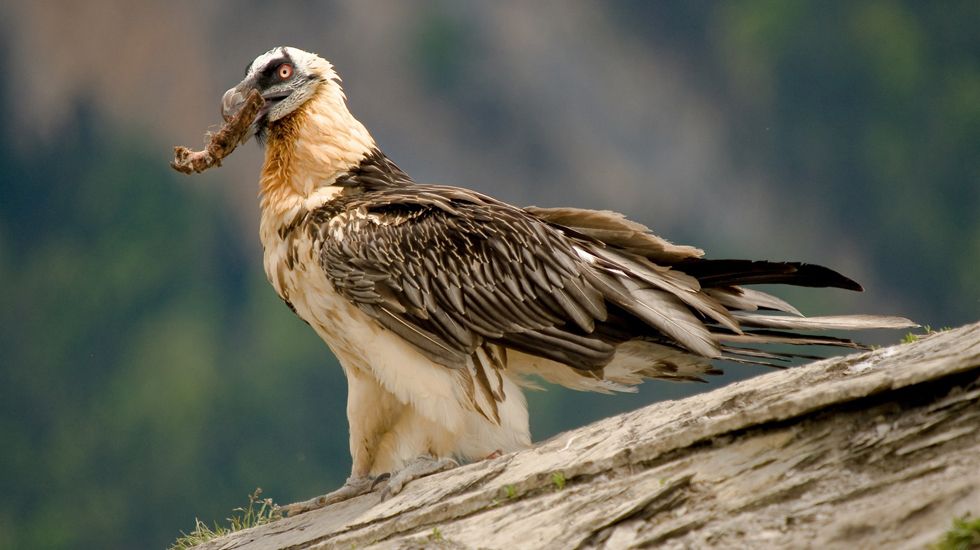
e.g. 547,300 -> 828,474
216,47 -> 914,513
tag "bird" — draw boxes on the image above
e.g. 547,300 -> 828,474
217,46 -> 915,514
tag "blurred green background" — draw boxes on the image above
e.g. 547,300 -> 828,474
0,1 -> 977,548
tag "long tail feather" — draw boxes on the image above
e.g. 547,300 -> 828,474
705,287 -> 803,316
718,330 -> 863,348
520,207 -> 919,393
731,313 -> 918,331
677,259 -> 864,291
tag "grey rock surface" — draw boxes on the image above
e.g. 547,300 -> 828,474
198,322 -> 980,550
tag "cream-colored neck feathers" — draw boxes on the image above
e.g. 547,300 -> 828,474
259,69 -> 375,218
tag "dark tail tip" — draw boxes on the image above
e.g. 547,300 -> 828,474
677,259 -> 865,291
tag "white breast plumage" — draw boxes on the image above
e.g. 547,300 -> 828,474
261,206 -> 530,474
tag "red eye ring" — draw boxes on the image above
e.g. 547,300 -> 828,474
277,63 -> 294,80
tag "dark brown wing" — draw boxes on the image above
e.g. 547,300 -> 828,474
319,188 -> 915,377
318,185 -> 615,371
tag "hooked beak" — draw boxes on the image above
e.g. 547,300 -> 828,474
220,80 -> 261,143
221,86 -> 249,123
221,77 -> 294,143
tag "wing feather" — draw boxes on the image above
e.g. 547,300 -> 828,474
319,185 -> 620,372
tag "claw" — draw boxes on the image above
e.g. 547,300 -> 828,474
380,455 -> 459,500
371,472 -> 391,489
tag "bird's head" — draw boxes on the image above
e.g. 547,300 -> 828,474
221,46 -> 339,142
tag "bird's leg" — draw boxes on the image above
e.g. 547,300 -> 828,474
281,366 -> 396,516
280,474 -> 386,516
381,454 -> 459,500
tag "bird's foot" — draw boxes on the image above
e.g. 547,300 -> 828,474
381,455 -> 459,500
279,474 -> 386,516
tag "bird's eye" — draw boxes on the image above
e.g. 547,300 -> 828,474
277,63 -> 294,80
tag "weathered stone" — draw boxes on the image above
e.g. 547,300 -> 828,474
196,322 -> 980,550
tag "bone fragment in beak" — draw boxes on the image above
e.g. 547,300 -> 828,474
171,89 -> 265,175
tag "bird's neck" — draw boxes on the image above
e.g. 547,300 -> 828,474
259,86 -> 376,217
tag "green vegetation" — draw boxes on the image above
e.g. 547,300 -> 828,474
169,489 -> 282,550
491,484 -> 518,506
902,324 -> 947,343
551,472 -> 567,491
931,514 -> 980,550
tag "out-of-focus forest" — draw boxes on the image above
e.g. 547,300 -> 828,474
0,1 -> 976,548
